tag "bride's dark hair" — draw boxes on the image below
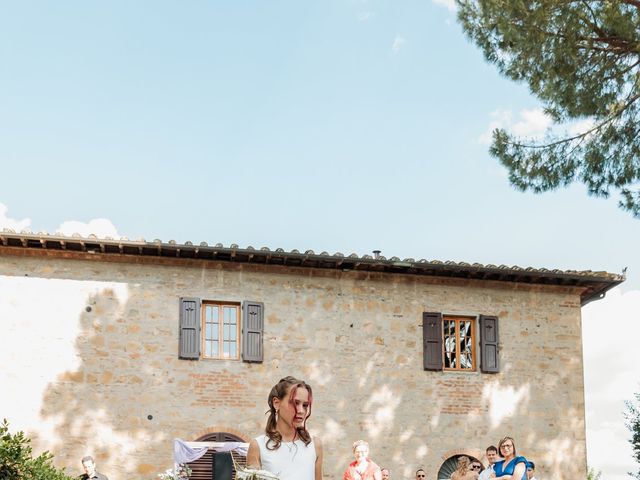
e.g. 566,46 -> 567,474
265,376 -> 313,450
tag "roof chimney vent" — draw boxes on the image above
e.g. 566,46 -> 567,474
373,250 -> 381,259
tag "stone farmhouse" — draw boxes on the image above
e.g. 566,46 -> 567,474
0,230 -> 623,480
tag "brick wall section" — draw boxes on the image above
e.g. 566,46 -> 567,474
0,250 -> 588,480
190,371 -> 257,408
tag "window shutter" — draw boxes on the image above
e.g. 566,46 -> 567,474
423,312 -> 443,371
179,297 -> 201,359
242,301 -> 264,363
479,315 -> 500,373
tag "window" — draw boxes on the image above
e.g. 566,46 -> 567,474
423,312 -> 499,373
443,316 -> 475,371
179,298 -> 264,363
203,302 -> 240,359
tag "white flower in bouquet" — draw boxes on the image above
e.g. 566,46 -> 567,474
234,465 -> 280,480
157,464 -> 192,480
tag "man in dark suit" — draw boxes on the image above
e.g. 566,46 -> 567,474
80,455 -> 109,480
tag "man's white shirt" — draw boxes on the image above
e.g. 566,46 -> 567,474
478,465 -> 494,480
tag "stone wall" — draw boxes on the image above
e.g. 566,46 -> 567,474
0,250 -> 587,479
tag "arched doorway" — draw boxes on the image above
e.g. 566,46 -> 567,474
437,455 -> 482,480
187,432 -> 247,480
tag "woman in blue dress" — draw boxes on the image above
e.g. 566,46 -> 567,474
492,437 -> 527,480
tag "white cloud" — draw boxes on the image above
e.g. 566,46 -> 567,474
1,203 -> 120,238
583,287 -> 640,480
567,118 -> 596,137
479,108 -> 552,145
392,35 -> 406,54
0,203 -> 31,232
56,218 -> 120,238
433,0 -> 456,12
357,11 -> 373,22
511,108 -> 552,137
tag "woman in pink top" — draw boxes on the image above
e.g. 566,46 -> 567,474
343,440 -> 382,480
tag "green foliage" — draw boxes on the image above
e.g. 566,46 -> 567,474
456,0 -> 640,216
0,419 -> 75,480
626,390 -> 640,479
587,466 -> 601,480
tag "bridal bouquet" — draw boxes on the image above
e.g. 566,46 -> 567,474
231,456 -> 279,480
234,465 -> 280,480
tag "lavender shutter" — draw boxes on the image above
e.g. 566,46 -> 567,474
423,312 -> 443,371
242,301 -> 264,363
479,315 -> 500,373
179,297 -> 201,359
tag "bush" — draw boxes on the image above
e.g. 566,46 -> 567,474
626,390 -> 640,479
0,418 -> 75,480
587,466 -> 601,480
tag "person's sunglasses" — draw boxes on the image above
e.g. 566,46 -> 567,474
417,475 -> 426,478
471,465 -> 481,470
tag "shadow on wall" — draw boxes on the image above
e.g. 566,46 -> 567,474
2,264 -> 587,480
295,288 -> 584,480
311,354 -> 583,479
37,283 -> 175,478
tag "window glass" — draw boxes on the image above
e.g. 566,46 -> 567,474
202,302 -> 239,360
443,317 -> 476,371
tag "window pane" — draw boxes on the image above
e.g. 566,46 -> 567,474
223,342 -> 229,356
461,353 -> 472,369
445,336 -> 455,353
460,321 -> 471,338
230,325 -> 237,340
205,306 -> 212,322
229,342 -> 236,357
212,341 -> 219,357
212,306 -> 219,323
444,320 -> 453,336
223,306 -> 237,325
205,341 -> 212,357
206,324 -> 213,341
449,352 -> 457,367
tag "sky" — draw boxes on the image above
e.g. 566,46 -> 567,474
1,1 -> 639,478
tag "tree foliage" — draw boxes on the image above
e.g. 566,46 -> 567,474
587,466 -> 602,480
456,0 -> 640,216
626,390 -> 640,479
0,419 -> 75,480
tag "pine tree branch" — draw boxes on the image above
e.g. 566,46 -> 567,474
571,0 -> 640,9
599,59 -> 640,83
503,93 -> 640,149
619,0 -> 640,9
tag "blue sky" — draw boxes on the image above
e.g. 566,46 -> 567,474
1,1 -> 639,478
